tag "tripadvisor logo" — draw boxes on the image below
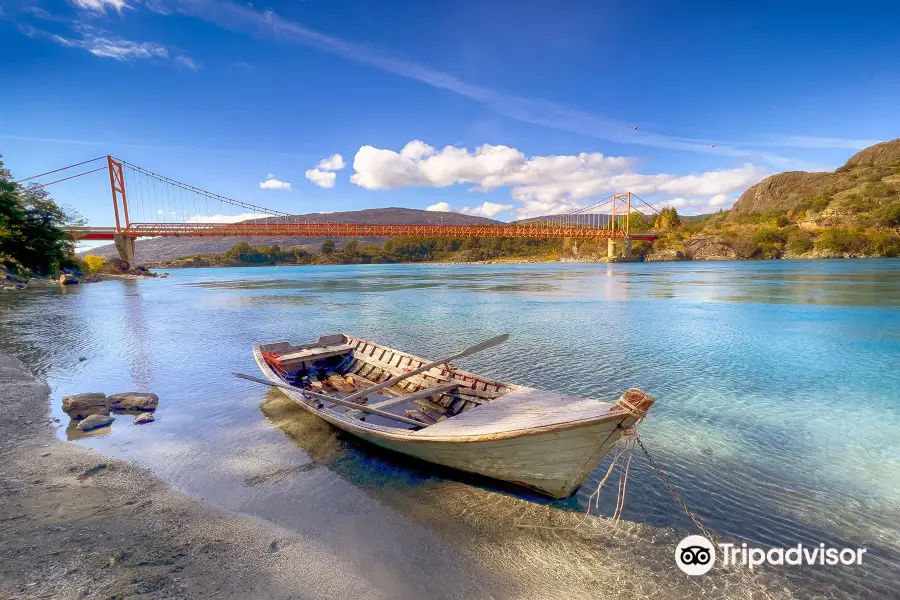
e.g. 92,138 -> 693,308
675,536 -> 867,575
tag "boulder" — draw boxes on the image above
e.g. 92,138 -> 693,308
645,249 -> 686,262
107,392 -> 159,412
133,412 -> 155,425
683,236 -> 737,261
76,414 -> 114,431
58,273 -> 79,285
62,392 -> 109,420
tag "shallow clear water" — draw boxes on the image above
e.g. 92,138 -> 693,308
1,260 -> 898,598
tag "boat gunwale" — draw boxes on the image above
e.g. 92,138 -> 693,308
253,342 -> 635,444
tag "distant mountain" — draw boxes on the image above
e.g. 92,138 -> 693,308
733,138 -> 900,214
82,208 -> 502,264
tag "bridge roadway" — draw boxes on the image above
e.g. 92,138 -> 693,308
66,222 -> 659,241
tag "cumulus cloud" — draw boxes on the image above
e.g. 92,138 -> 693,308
304,153 -> 345,189
317,153 -> 345,171
304,168 -> 336,189
426,202 -> 452,212
461,202 -> 514,218
260,174 -> 292,191
350,140 -> 766,218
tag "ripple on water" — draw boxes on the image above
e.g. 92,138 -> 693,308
0,260 -> 897,598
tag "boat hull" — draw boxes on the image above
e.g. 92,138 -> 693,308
253,344 -> 640,498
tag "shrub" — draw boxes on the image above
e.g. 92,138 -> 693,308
750,227 -> 787,245
873,203 -> 900,228
815,228 -> 867,254
787,231 -> 813,254
867,232 -> 900,257
82,255 -> 107,273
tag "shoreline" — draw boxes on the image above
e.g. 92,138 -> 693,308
0,351 -> 418,599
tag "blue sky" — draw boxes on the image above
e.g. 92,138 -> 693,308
1,0 -> 899,227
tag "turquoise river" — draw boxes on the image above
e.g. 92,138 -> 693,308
1,259 -> 897,599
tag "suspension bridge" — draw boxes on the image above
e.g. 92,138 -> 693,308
17,155 -> 659,266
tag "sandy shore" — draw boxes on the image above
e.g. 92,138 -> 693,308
0,352 -> 411,600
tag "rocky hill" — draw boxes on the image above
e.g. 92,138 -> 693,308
82,208 -> 501,264
733,138 -> 900,215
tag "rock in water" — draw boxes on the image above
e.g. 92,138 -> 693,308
62,392 -> 109,420
133,412 -> 155,425
107,392 -> 159,412
58,273 -> 79,285
76,414 -> 114,431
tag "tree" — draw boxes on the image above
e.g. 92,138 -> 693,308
343,240 -> 358,256
654,207 -> 681,230
322,239 -> 335,254
0,154 -> 78,274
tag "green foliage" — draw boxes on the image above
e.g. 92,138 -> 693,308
873,203 -> 900,227
0,154 -> 78,275
867,231 -> 900,257
815,228 -> 867,254
750,227 -> 787,245
342,240 -> 359,256
802,195 -> 832,213
321,239 -> 335,254
787,231 -> 813,254
628,211 -> 652,233
654,207 -> 680,230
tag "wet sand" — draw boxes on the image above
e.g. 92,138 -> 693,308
0,352 -> 440,599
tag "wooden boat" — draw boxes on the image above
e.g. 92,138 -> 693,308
249,334 -> 655,498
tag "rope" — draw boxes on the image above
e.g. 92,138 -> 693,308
635,434 -> 717,545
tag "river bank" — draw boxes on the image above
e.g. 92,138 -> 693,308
0,352 -> 423,600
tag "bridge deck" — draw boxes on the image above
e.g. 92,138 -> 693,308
67,223 -> 657,241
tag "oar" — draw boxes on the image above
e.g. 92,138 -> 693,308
340,333 -> 509,404
233,372 -> 424,427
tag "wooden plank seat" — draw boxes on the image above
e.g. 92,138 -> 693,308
345,383 -> 459,419
412,387 -> 617,437
275,344 -> 353,370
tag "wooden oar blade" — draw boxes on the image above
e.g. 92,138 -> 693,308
454,333 -> 509,359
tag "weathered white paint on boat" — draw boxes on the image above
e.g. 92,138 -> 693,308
252,337 -> 653,498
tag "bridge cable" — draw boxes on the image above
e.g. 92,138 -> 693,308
18,166 -> 107,189
12,156 -> 106,184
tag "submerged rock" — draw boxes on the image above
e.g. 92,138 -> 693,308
76,414 -> 114,431
108,392 -> 159,412
133,412 -> 155,425
62,392 -> 109,420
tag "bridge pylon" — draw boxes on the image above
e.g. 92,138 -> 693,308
106,156 -> 136,266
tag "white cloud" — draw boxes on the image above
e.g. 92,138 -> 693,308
350,140 -> 767,218
71,0 -> 130,14
317,153 -> 345,171
260,174 -> 292,191
187,213 -> 271,224
18,23 -> 197,67
461,201 -> 514,218
426,202 -> 453,212
304,169 -> 336,189
709,194 -> 730,207
303,153 -> 344,189
174,55 -> 200,70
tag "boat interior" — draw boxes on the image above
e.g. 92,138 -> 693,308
258,334 -> 641,434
